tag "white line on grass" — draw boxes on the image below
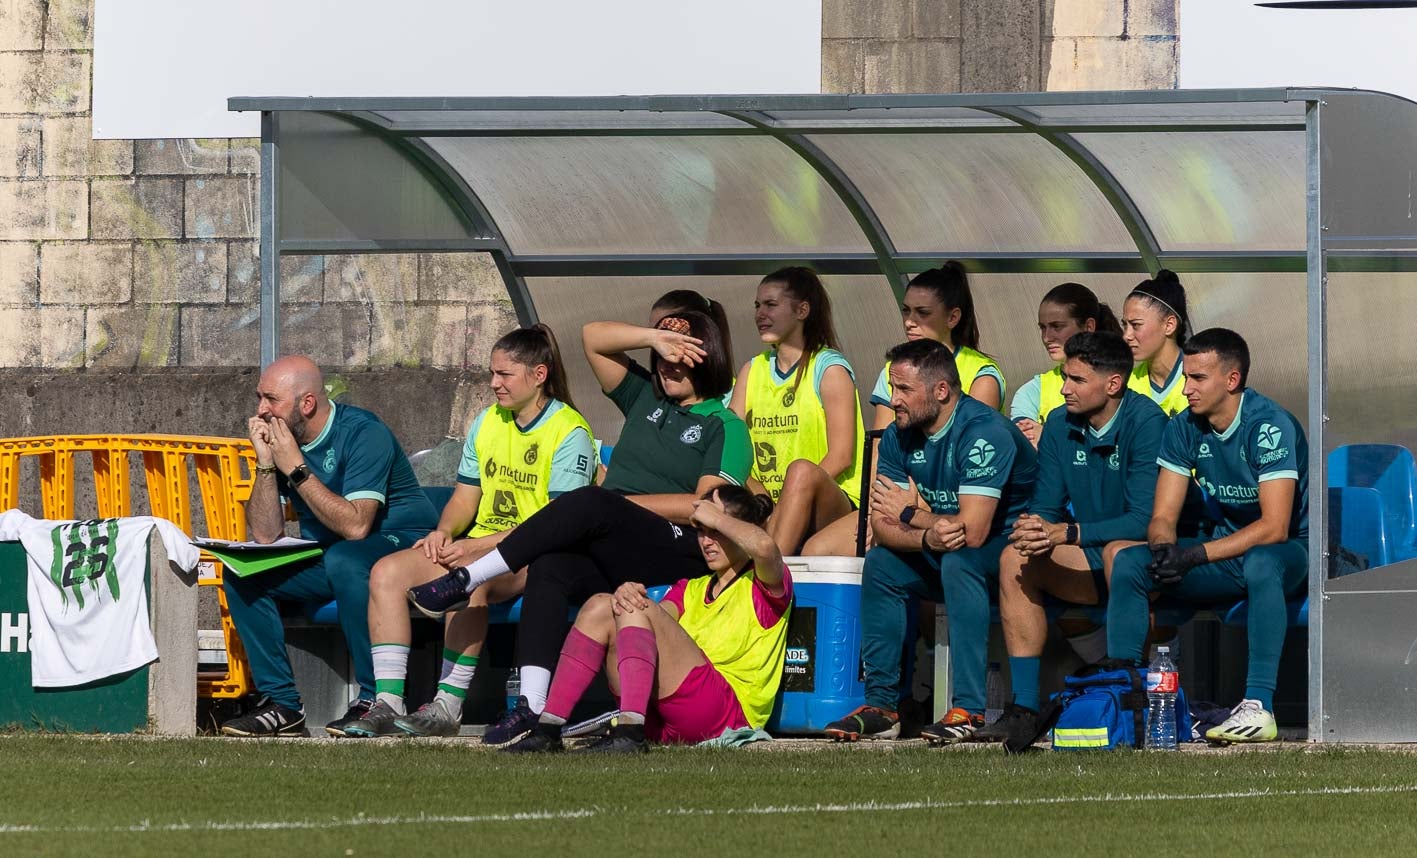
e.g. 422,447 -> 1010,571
3,783 -> 1416,834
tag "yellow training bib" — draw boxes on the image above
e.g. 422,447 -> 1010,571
744,349 -> 864,505
1037,364 -> 1066,422
468,402 -> 592,537
1128,360 -> 1188,417
678,572 -> 790,730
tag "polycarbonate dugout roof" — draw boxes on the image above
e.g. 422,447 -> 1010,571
230,87 -> 1417,361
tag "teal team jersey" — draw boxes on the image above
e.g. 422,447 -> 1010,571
280,401 -> 438,545
877,394 -> 1038,540
1030,390 -> 1167,547
1157,389 -> 1308,540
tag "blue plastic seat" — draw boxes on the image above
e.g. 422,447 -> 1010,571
1328,444 -> 1417,561
1328,485 -> 1391,570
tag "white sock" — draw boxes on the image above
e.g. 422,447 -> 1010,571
462,548 -> 512,593
520,665 -> 551,714
1066,626 -> 1109,664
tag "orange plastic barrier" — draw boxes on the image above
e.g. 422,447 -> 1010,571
0,434 -> 257,699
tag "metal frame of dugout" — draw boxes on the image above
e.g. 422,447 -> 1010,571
231,87 -> 1417,744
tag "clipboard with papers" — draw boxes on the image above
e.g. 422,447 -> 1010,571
192,536 -> 323,577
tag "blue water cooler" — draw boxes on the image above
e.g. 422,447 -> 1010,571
768,557 -> 866,734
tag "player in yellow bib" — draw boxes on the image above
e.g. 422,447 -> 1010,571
1121,269 -> 1191,417
1010,283 -> 1122,447
731,267 -> 864,555
353,325 -> 596,738
505,485 -> 790,752
804,263 -> 1003,556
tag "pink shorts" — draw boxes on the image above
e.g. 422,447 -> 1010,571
646,662 -> 750,745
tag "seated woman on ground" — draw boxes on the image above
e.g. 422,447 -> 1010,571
346,325 -> 596,738
406,307 -> 751,745
730,267 -> 864,555
505,485 -> 789,753
802,262 -> 1002,556
1010,282 -> 1121,448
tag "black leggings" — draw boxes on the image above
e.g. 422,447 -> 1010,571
499,486 -> 708,670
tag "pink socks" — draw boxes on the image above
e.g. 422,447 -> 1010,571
615,626 -> 658,721
542,628 -> 607,722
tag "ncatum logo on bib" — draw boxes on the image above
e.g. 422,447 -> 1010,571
323,449 -> 337,473
1254,422 -> 1289,465
485,456 -> 498,479
524,443 -> 539,466
680,424 -> 702,444
965,438 -> 997,478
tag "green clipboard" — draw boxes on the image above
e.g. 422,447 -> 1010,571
194,539 -> 323,577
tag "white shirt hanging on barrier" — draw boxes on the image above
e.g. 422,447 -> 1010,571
0,510 -> 199,688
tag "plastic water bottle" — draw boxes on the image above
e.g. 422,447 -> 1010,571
505,667 -> 521,713
1145,646 -> 1179,750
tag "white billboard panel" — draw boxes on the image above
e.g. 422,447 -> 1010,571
94,0 -> 822,139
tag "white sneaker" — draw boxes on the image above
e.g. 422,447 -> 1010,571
1205,698 -> 1278,744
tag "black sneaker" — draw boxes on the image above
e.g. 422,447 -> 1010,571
482,696 -> 539,745
502,722 -> 564,754
572,723 -> 648,754
220,698 -> 306,737
407,567 -> 472,618
324,698 -> 374,737
823,705 -> 900,742
976,703 -> 1044,752
919,707 -> 985,745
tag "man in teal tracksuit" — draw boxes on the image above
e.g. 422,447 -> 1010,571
824,338 -> 1036,744
985,331 -> 1167,748
1109,328 -> 1307,744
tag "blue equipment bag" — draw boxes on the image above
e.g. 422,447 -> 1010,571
1047,662 -> 1192,751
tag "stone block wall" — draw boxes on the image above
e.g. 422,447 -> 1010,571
0,0 -> 515,452
823,0 -> 1179,93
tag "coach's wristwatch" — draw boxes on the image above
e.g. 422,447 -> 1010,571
899,506 -> 917,526
1065,522 -> 1080,546
287,463 -> 312,487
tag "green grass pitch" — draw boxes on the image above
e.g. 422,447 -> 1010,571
4,736 -> 1417,856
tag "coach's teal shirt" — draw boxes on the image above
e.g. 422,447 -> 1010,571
878,394 -> 1038,540
280,402 -> 437,545
1030,390 -> 1166,547
1158,389 -> 1308,540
